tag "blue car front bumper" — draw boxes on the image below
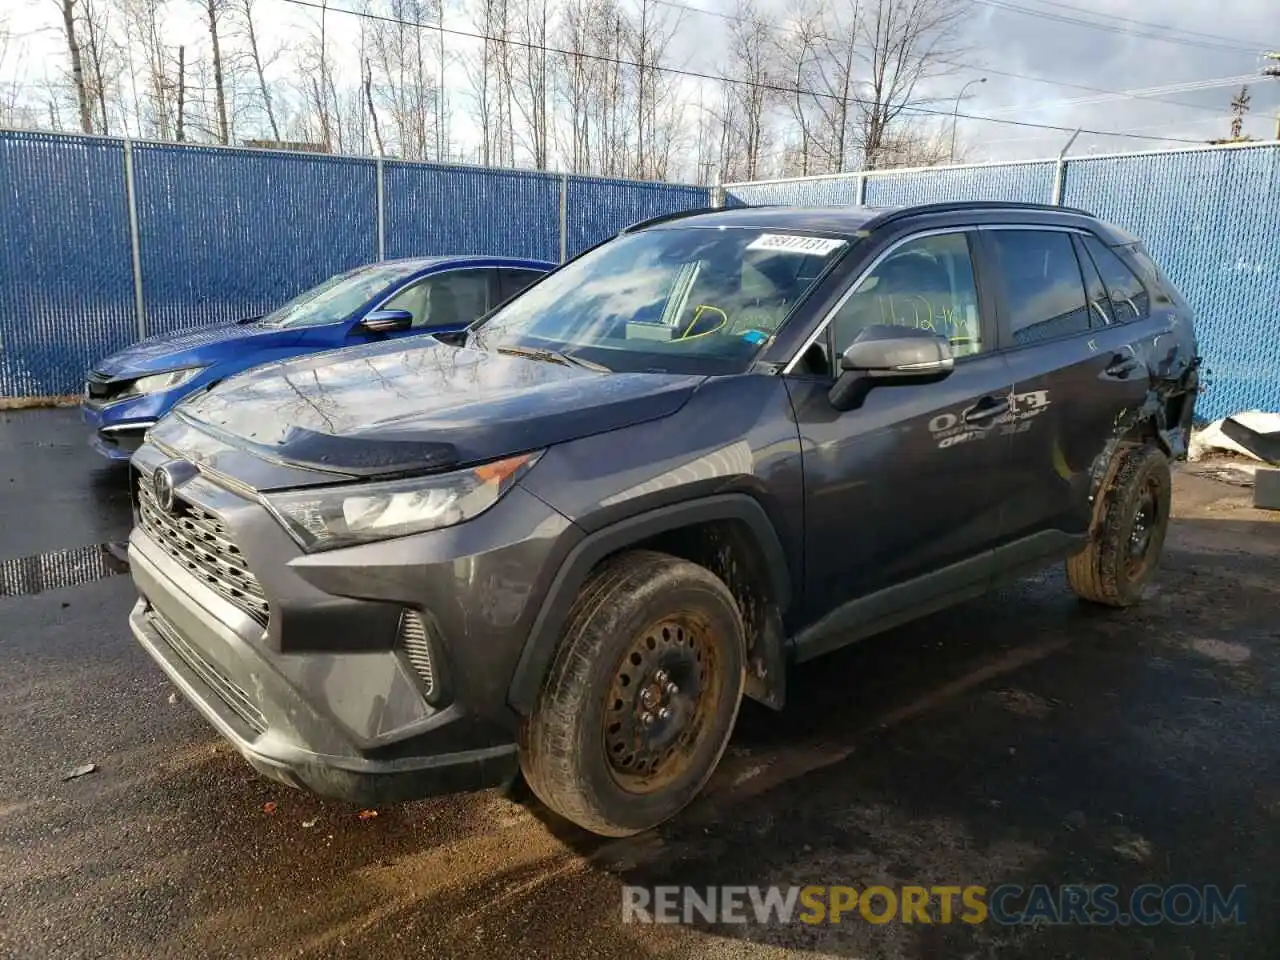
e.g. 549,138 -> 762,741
82,380 -> 190,460
81,402 -> 158,460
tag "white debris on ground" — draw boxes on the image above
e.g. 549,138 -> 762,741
1185,410 -> 1280,486
1189,411 -> 1280,462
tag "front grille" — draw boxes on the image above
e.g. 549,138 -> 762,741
399,610 -> 436,697
137,476 -> 270,625
147,610 -> 267,735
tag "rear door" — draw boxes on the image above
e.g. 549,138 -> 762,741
981,226 -> 1151,554
785,227 -> 1016,649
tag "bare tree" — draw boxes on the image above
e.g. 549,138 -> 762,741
774,4 -> 826,176
236,0 -> 280,140
173,44 -> 185,138
857,0 -> 966,169
628,0 -> 682,178
0,16 -> 32,127
195,0 -> 231,142
54,0 -> 94,132
79,0 -> 122,133
511,0 -> 549,168
725,0 -> 776,181
365,0 -> 445,159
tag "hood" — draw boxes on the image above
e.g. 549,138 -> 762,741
92,320 -> 303,378
171,337 -> 703,479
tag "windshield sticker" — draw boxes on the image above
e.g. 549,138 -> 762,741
746,234 -> 848,257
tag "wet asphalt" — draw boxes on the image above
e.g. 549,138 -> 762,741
0,408 -> 1276,960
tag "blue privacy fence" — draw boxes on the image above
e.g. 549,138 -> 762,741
4,127 -> 1277,421
0,129 -> 710,398
727,142 -> 1280,421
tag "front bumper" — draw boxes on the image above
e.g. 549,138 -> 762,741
82,397 -> 160,461
125,441 -> 580,804
129,531 -> 521,804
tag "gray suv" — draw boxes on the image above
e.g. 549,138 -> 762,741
126,201 -> 1200,837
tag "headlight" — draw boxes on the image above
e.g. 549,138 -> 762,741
121,366 -> 207,398
264,451 -> 543,551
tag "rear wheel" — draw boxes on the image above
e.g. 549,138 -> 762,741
519,550 -> 745,837
1067,443 -> 1171,607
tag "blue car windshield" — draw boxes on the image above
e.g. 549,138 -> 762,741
261,262 -> 424,329
468,227 -> 849,374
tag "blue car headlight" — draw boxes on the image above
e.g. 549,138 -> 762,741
119,366 -> 207,399
263,451 -> 543,551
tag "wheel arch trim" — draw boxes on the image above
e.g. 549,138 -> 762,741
506,493 -> 792,715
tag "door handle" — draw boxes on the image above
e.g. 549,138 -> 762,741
963,395 -> 1010,423
1105,353 -> 1142,378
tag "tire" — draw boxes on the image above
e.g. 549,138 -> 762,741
519,550 -> 746,837
1066,443 -> 1172,608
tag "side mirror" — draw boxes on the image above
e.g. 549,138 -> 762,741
358,309 -> 413,334
829,325 -> 954,411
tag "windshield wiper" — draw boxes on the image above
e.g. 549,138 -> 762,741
496,344 -> 611,372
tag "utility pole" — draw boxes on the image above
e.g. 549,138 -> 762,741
1264,52 -> 1280,140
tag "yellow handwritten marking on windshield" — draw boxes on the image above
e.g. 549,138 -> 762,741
678,304 -> 729,341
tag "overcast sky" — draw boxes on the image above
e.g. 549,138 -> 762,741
2,0 -> 1278,165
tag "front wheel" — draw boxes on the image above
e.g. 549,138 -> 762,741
1067,443 -> 1172,607
519,550 -> 746,837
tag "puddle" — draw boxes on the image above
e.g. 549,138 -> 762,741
0,542 -> 130,598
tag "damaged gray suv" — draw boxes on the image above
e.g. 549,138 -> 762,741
127,201 -> 1199,837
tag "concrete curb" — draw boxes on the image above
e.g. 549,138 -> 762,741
0,396 -> 80,410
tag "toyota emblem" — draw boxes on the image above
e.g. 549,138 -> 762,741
153,464 -> 178,513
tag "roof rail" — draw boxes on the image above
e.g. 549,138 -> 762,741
866,199 -> 1094,227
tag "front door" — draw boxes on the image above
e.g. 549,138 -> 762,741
785,229 -> 1016,649
357,268 -> 499,342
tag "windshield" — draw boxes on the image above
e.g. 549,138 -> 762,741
261,262 -> 425,329
468,227 -> 849,373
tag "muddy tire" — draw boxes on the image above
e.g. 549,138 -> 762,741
1067,444 -> 1172,608
519,550 -> 745,837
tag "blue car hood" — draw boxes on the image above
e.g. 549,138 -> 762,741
169,336 -> 703,478
92,321 -> 304,378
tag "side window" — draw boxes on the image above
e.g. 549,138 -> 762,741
1084,236 -> 1150,323
988,230 -> 1090,346
417,269 -> 493,328
829,232 -> 984,360
1126,244 -> 1177,307
381,280 -> 431,327
1072,234 -> 1115,327
498,268 -> 545,303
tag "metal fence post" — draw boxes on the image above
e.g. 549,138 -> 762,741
122,138 -> 147,340
559,174 -> 569,263
376,157 -> 386,261
856,172 -> 868,206
1051,128 -> 1081,206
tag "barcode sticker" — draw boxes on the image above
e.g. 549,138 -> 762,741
746,234 -> 848,256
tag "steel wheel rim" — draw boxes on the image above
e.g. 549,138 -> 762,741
1126,477 -> 1161,579
603,613 -> 723,795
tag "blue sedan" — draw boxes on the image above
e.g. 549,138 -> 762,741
82,255 -> 554,460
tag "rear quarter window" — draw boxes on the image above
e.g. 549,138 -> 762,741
1126,244 -> 1181,308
